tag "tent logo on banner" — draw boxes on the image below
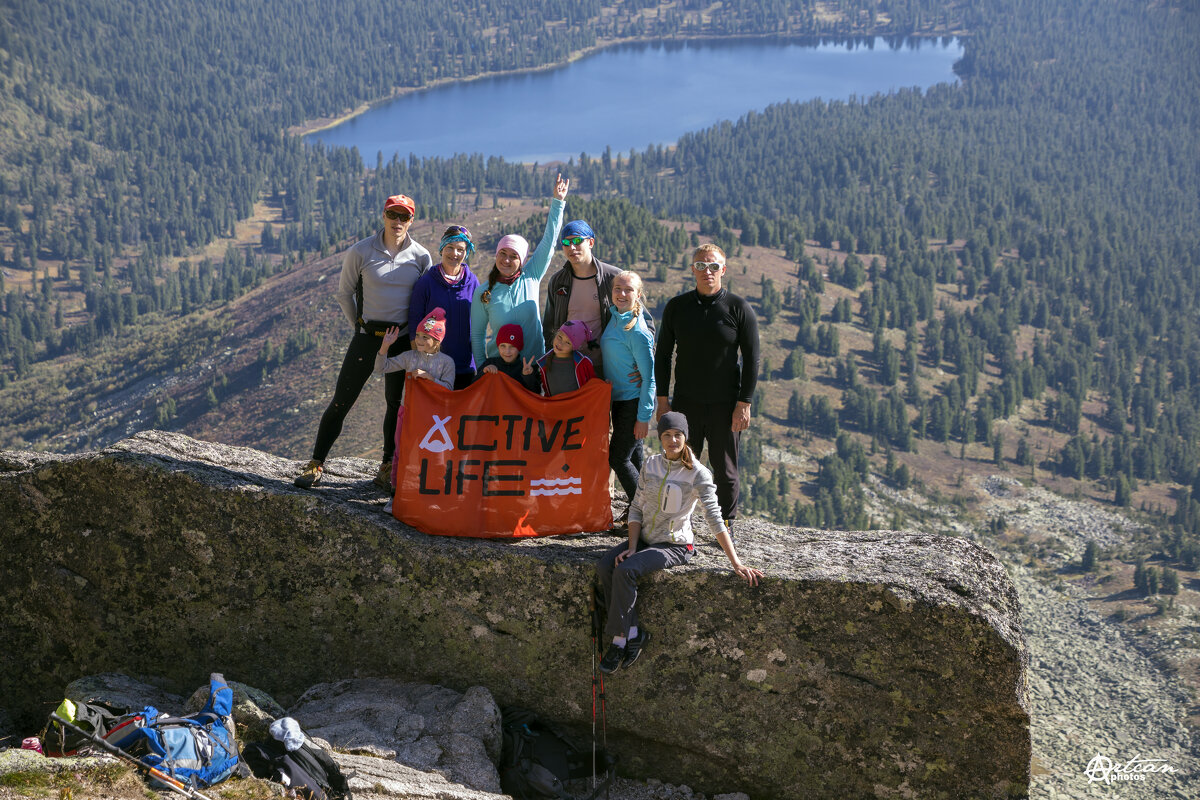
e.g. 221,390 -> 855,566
419,414 -> 454,453
529,476 -> 582,496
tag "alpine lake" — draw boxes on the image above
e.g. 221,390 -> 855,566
307,36 -> 963,164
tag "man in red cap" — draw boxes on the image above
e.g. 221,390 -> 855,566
295,194 -> 433,489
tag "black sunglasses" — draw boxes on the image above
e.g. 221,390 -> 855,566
385,209 -> 413,221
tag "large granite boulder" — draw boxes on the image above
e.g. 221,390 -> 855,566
288,679 -> 502,793
0,431 -> 1030,798
62,672 -> 185,713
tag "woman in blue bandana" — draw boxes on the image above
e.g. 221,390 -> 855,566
409,224 -> 481,389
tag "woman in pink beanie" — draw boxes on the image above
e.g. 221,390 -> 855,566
470,174 -> 569,366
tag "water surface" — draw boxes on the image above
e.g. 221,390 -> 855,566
309,37 -> 962,163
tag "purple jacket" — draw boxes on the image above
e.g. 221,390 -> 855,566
409,265 -> 480,376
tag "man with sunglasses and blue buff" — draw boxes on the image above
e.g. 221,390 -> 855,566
654,244 -> 760,532
542,219 -> 620,377
294,193 -> 432,490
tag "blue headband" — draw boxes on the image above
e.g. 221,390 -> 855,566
561,220 -> 595,241
439,232 -> 475,256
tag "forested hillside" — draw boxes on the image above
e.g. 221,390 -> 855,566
2,0 -> 1199,554
0,0 -> 945,365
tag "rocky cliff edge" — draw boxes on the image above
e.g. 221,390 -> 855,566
0,431 -> 1029,799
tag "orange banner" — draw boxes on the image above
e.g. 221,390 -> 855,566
392,373 -> 613,537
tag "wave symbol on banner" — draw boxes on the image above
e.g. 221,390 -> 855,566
419,414 -> 454,453
529,477 -> 582,496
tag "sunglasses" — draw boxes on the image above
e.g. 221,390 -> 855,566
385,209 -> 413,221
692,261 -> 724,273
561,236 -> 589,247
443,224 -> 471,237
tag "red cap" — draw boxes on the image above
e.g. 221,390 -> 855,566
384,194 -> 416,215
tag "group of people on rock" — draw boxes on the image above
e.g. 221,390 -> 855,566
293,177 -> 763,673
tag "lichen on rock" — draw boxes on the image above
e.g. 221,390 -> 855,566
0,431 -> 1030,799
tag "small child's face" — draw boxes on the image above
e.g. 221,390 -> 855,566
498,342 -> 520,362
553,331 -> 574,357
414,332 -> 440,354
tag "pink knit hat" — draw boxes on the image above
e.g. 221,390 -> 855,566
495,234 -> 530,264
558,319 -> 591,351
417,307 -> 447,342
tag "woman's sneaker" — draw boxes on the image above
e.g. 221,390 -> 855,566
294,460 -> 323,489
621,629 -> 651,669
599,644 -> 625,674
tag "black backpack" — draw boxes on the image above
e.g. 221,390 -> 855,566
499,707 -> 615,800
41,699 -> 143,757
242,737 -> 352,800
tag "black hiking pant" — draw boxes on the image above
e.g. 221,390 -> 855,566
672,400 -> 740,520
311,332 -> 410,464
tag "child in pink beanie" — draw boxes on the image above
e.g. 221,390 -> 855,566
377,308 -> 456,389
534,319 -> 596,396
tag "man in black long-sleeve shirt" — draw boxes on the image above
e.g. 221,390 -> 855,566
655,244 -> 760,523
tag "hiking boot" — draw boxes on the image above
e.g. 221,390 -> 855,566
374,461 -> 393,491
621,629 -> 650,669
293,460 -> 323,489
599,644 -> 625,674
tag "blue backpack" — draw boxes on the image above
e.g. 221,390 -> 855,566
113,673 -> 241,789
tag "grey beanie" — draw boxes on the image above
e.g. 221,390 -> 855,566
657,411 -> 689,439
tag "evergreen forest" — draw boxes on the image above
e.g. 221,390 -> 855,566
1,0 -> 1199,560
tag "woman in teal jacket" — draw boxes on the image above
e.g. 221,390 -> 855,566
470,175 -> 568,366
600,270 -> 656,511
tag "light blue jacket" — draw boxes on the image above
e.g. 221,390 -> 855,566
600,307 -> 656,422
470,198 -> 565,365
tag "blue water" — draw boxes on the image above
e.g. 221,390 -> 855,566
309,37 -> 962,164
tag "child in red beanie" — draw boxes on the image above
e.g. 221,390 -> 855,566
474,323 -> 540,392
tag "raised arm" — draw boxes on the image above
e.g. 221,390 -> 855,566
522,175 -> 569,283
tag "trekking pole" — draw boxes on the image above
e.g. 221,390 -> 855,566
588,584 -> 599,792
588,584 -> 613,800
49,714 -> 217,800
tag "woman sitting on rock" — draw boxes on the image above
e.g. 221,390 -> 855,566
594,412 -> 763,674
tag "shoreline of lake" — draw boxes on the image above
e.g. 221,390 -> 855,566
288,29 -> 968,140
